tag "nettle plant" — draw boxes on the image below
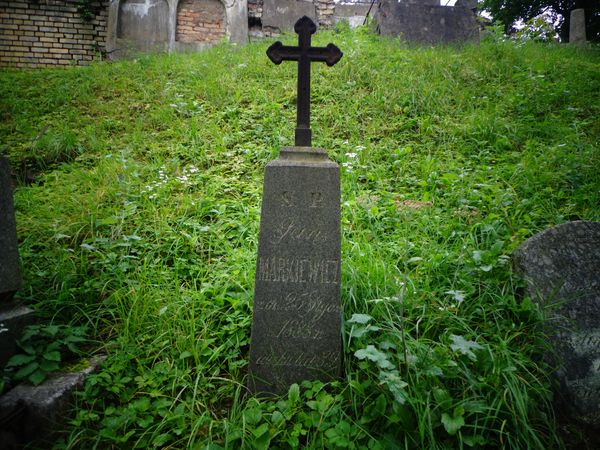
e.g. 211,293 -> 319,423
345,299 -> 495,447
4,324 -> 88,386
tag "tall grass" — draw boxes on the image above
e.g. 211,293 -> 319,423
1,27 -> 599,448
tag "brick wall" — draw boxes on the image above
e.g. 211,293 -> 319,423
0,0 -> 108,69
176,0 -> 225,44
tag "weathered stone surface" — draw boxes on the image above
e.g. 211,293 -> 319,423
0,157 -> 21,303
570,9 -> 587,44
262,0 -> 317,31
0,356 -> 105,447
106,0 -> 248,58
405,0 -> 439,6
513,221 -> 600,427
0,304 -> 36,370
116,0 -> 170,54
375,0 -> 479,45
333,3 -> 370,28
249,147 -> 342,395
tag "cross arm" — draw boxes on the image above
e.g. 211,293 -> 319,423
266,42 -> 300,65
266,42 -> 343,67
307,43 -> 343,67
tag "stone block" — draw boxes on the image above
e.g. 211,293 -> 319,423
376,0 -> 479,44
513,221 -> 600,427
333,3 -> 370,28
0,356 -> 105,447
262,0 -> 317,32
0,157 -> 20,303
570,9 -> 586,44
0,304 -> 35,369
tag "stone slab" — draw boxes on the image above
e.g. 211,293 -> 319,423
0,157 -> 21,303
0,355 -> 105,447
115,0 -> 170,56
570,9 -> 587,44
262,0 -> 317,31
375,0 -> 479,44
333,3 -> 370,28
0,304 -> 36,369
455,0 -> 478,10
249,147 -> 342,395
513,221 -> 600,426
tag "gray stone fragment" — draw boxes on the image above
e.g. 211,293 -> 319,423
249,147 -> 342,395
375,0 -> 479,45
0,157 -> 21,303
262,0 -> 317,32
513,221 -> 600,427
0,356 -> 105,447
115,0 -> 170,56
0,304 -> 36,369
405,0 -> 439,6
455,0 -> 478,11
570,9 -> 587,44
333,3 -> 370,28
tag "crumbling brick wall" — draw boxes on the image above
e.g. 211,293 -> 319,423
176,0 -> 226,44
315,0 -> 335,27
0,0 -> 108,69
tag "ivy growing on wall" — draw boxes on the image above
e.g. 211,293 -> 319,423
76,0 -> 99,22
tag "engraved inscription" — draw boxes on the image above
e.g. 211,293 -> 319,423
310,191 -> 324,208
281,191 -> 296,207
271,221 -> 324,245
276,319 -> 324,339
257,257 -> 339,284
258,291 -> 340,321
255,351 -> 339,369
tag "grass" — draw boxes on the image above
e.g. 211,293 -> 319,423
1,26 -> 599,448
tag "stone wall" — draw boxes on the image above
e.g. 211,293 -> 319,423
248,0 -> 369,39
375,0 -> 479,45
0,0 -> 370,68
106,0 -> 248,56
0,0 -> 108,69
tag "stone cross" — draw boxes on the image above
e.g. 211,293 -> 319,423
249,18 -> 343,395
266,16 -> 343,147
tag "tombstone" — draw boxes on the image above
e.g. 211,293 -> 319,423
262,0 -> 317,32
248,16 -> 343,395
333,2 -> 371,29
0,157 -> 21,303
375,0 -> 479,45
0,156 -> 34,370
513,221 -> 600,427
117,0 -> 170,54
570,9 -> 587,44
